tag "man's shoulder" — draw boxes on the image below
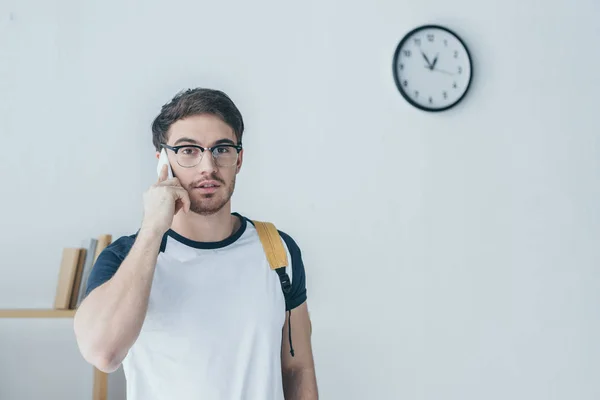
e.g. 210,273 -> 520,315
241,215 -> 303,263
104,232 -> 139,258
243,216 -> 301,250
84,232 -> 139,297
242,215 -> 307,309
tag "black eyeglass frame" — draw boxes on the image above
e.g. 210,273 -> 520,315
160,142 -> 243,168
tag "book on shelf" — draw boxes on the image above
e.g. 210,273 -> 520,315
73,238 -> 97,307
54,233 -> 112,310
54,248 -> 85,310
69,247 -> 87,309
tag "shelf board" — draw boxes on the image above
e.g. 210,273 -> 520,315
0,309 -> 76,318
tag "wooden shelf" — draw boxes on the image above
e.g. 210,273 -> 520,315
0,309 -> 76,318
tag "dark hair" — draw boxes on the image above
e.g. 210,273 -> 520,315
151,88 -> 244,150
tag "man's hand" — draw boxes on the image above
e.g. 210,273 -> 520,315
141,164 -> 191,235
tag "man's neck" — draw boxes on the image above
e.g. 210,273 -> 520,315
170,204 -> 240,243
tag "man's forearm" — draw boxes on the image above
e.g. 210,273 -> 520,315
283,367 -> 318,400
73,227 -> 163,372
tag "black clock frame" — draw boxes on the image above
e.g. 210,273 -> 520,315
392,24 -> 473,112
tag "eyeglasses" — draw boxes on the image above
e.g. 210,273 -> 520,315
160,143 -> 242,168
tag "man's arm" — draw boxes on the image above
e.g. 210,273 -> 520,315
74,166 -> 191,373
281,301 -> 318,400
73,228 -> 163,373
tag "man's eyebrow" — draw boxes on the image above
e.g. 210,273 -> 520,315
173,137 -> 198,145
172,137 -> 238,146
214,138 -> 236,145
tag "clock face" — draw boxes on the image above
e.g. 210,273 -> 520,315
393,25 -> 473,112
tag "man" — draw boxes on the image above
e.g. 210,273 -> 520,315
73,88 -> 318,400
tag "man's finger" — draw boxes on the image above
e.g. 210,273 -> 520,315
183,189 -> 191,213
172,187 -> 192,213
160,177 -> 183,187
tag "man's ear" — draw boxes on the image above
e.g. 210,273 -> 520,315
236,149 -> 244,173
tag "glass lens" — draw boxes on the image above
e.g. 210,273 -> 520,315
213,145 -> 238,167
176,146 -> 202,167
175,145 -> 238,167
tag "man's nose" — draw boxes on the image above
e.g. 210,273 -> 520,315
195,150 -> 217,174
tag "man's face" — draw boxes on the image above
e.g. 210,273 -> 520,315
159,114 -> 243,216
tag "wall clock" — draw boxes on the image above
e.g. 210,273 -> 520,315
392,24 -> 473,112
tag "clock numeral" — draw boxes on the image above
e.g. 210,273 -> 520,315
403,80 -> 408,87
399,63 -> 404,70
454,50 -> 459,58
403,50 -> 411,57
444,39 -> 448,46
458,66 -> 463,74
414,90 -> 419,98
428,97 -> 433,104
453,82 -> 458,89
427,34 -> 434,42
443,91 -> 448,99
414,38 -> 421,46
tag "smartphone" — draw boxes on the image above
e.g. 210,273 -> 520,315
156,148 -> 174,179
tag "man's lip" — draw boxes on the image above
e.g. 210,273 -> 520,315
195,180 -> 221,188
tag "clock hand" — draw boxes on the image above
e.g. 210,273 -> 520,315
421,51 -> 433,69
431,53 -> 439,69
424,65 -> 455,75
436,69 -> 455,75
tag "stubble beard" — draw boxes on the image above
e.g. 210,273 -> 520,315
189,175 -> 236,216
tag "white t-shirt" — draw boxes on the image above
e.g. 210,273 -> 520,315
85,213 -> 308,400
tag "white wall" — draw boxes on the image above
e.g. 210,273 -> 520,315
1,0 -> 599,399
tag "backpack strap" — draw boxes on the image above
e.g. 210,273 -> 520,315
252,220 -> 292,304
253,220 -> 288,270
252,220 -> 296,357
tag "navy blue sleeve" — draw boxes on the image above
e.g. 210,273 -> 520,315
279,231 -> 307,310
84,234 -> 136,298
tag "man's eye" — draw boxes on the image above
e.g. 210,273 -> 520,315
181,147 -> 200,156
215,146 -> 230,154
